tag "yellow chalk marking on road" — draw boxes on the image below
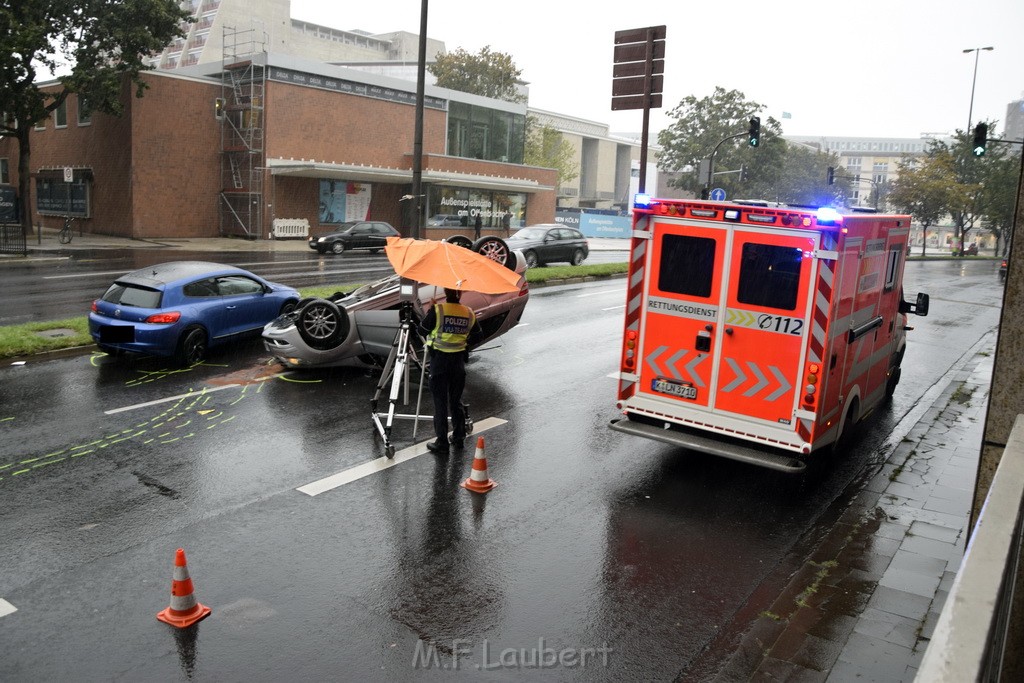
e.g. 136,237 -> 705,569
18,457 -> 41,465
205,411 -> 223,420
70,449 -> 95,458
0,416 -> 13,422
71,439 -> 103,451
13,469 -> 30,476
198,410 -> 214,415
33,457 -> 65,468
279,374 -> 322,383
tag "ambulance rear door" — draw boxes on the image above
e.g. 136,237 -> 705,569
714,228 -> 817,424
638,218 -> 818,426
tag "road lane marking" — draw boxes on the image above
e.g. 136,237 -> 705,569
576,288 -> 624,298
602,304 -> 626,311
0,599 -> 17,618
297,416 -> 507,497
104,384 -> 240,415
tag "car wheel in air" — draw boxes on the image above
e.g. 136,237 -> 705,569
174,326 -> 208,367
331,241 -> 346,254
524,250 -> 539,268
297,298 -> 349,350
571,249 -> 586,266
472,236 -> 515,270
445,235 -> 474,249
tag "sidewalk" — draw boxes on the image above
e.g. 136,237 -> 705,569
714,339 -> 992,682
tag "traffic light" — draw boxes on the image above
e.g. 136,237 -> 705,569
972,123 -> 988,157
748,117 -> 761,147
826,166 -> 835,185
740,164 -> 748,182
214,97 -> 225,120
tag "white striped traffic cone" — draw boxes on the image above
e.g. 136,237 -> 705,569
461,436 -> 496,493
156,548 -> 211,628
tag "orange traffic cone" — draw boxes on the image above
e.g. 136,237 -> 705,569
461,436 -> 496,493
156,548 -> 212,628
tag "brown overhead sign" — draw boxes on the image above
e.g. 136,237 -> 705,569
611,25 -> 666,112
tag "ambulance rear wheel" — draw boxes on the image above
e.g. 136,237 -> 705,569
885,366 -> 902,399
831,400 -> 859,454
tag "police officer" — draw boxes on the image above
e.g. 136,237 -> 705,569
418,288 -> 483,454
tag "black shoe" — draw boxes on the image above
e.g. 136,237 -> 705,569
449,436 -> 465,449
426,440 -> 449,455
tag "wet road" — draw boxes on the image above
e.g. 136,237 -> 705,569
0,248 -> 629,325
0,259 -> 1004,680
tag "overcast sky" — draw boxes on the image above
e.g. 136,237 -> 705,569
291,0 -> 1023,140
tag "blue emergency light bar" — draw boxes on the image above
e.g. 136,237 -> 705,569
634,193 -> 652,208
815,207 -> 843,225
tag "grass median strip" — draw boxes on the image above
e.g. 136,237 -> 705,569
0,264 -> 631,362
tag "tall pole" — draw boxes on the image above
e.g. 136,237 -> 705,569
963,46 -> 994,132
410,0 -> 428,239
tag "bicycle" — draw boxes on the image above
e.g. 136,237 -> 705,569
58,216 -> 73,244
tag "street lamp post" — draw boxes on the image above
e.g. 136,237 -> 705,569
963,46 -> 994,132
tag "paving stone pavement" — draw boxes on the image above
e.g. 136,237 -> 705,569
710,341 -> 994,682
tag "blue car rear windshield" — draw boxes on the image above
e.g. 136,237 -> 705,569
102,283 -> 162,308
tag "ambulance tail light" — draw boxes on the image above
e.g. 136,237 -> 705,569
623,329 -> 638,370
802,362 -> 820,407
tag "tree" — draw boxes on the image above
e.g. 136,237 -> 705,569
771,145 -> 848,206
523,116 -> 578,191
0,0 -> 190,235
889,154 -> 956,256
927,122 -> 1005,256
980,150 -> 1021,256
428,46 -> 525,103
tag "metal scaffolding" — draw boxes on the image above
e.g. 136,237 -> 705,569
219,26 -> 266,238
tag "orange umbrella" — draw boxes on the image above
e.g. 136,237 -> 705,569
384,237 -> 522,294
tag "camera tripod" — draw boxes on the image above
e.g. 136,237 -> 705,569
370,301 -> 472,458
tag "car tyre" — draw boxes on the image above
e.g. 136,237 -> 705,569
445,235 -> 474,249
523,250 -> 539,268
331,241 -> 346,255
571,249 -> 586,266
297,298 -> 349,350
174,326 -> 207,367
472,236 -> 515,270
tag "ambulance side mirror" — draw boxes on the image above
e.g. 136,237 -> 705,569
900,292 -> 929,317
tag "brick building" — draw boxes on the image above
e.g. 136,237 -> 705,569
1,46 -> 556,241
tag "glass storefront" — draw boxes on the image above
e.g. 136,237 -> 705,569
426,187 -> 526,234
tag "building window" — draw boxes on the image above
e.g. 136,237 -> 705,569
0,158 -> 8,184
78,97 -> 92,125
446,102 -> 524,164
54,100 -> 67,128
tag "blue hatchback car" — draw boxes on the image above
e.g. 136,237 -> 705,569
89,261 -> 300,366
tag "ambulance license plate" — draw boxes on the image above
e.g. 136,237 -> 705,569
652,378 -> 697,400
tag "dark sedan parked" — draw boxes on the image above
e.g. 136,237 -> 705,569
89,261 -> 300,366
506,224 -> 589,267
308,221 -> 400,254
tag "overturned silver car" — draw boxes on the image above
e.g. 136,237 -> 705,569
262,239 -> 529,369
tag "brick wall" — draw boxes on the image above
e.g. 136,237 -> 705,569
130,75 -> 221,238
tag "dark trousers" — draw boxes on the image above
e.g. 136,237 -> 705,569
428,349 -> 467,443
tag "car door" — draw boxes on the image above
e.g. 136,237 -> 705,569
369,223 -> 393,250
215,275 -> 273,337
181,277 -> 232,339
349,223 -> 373,249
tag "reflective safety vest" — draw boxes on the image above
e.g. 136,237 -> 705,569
427,302 -> 476,353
